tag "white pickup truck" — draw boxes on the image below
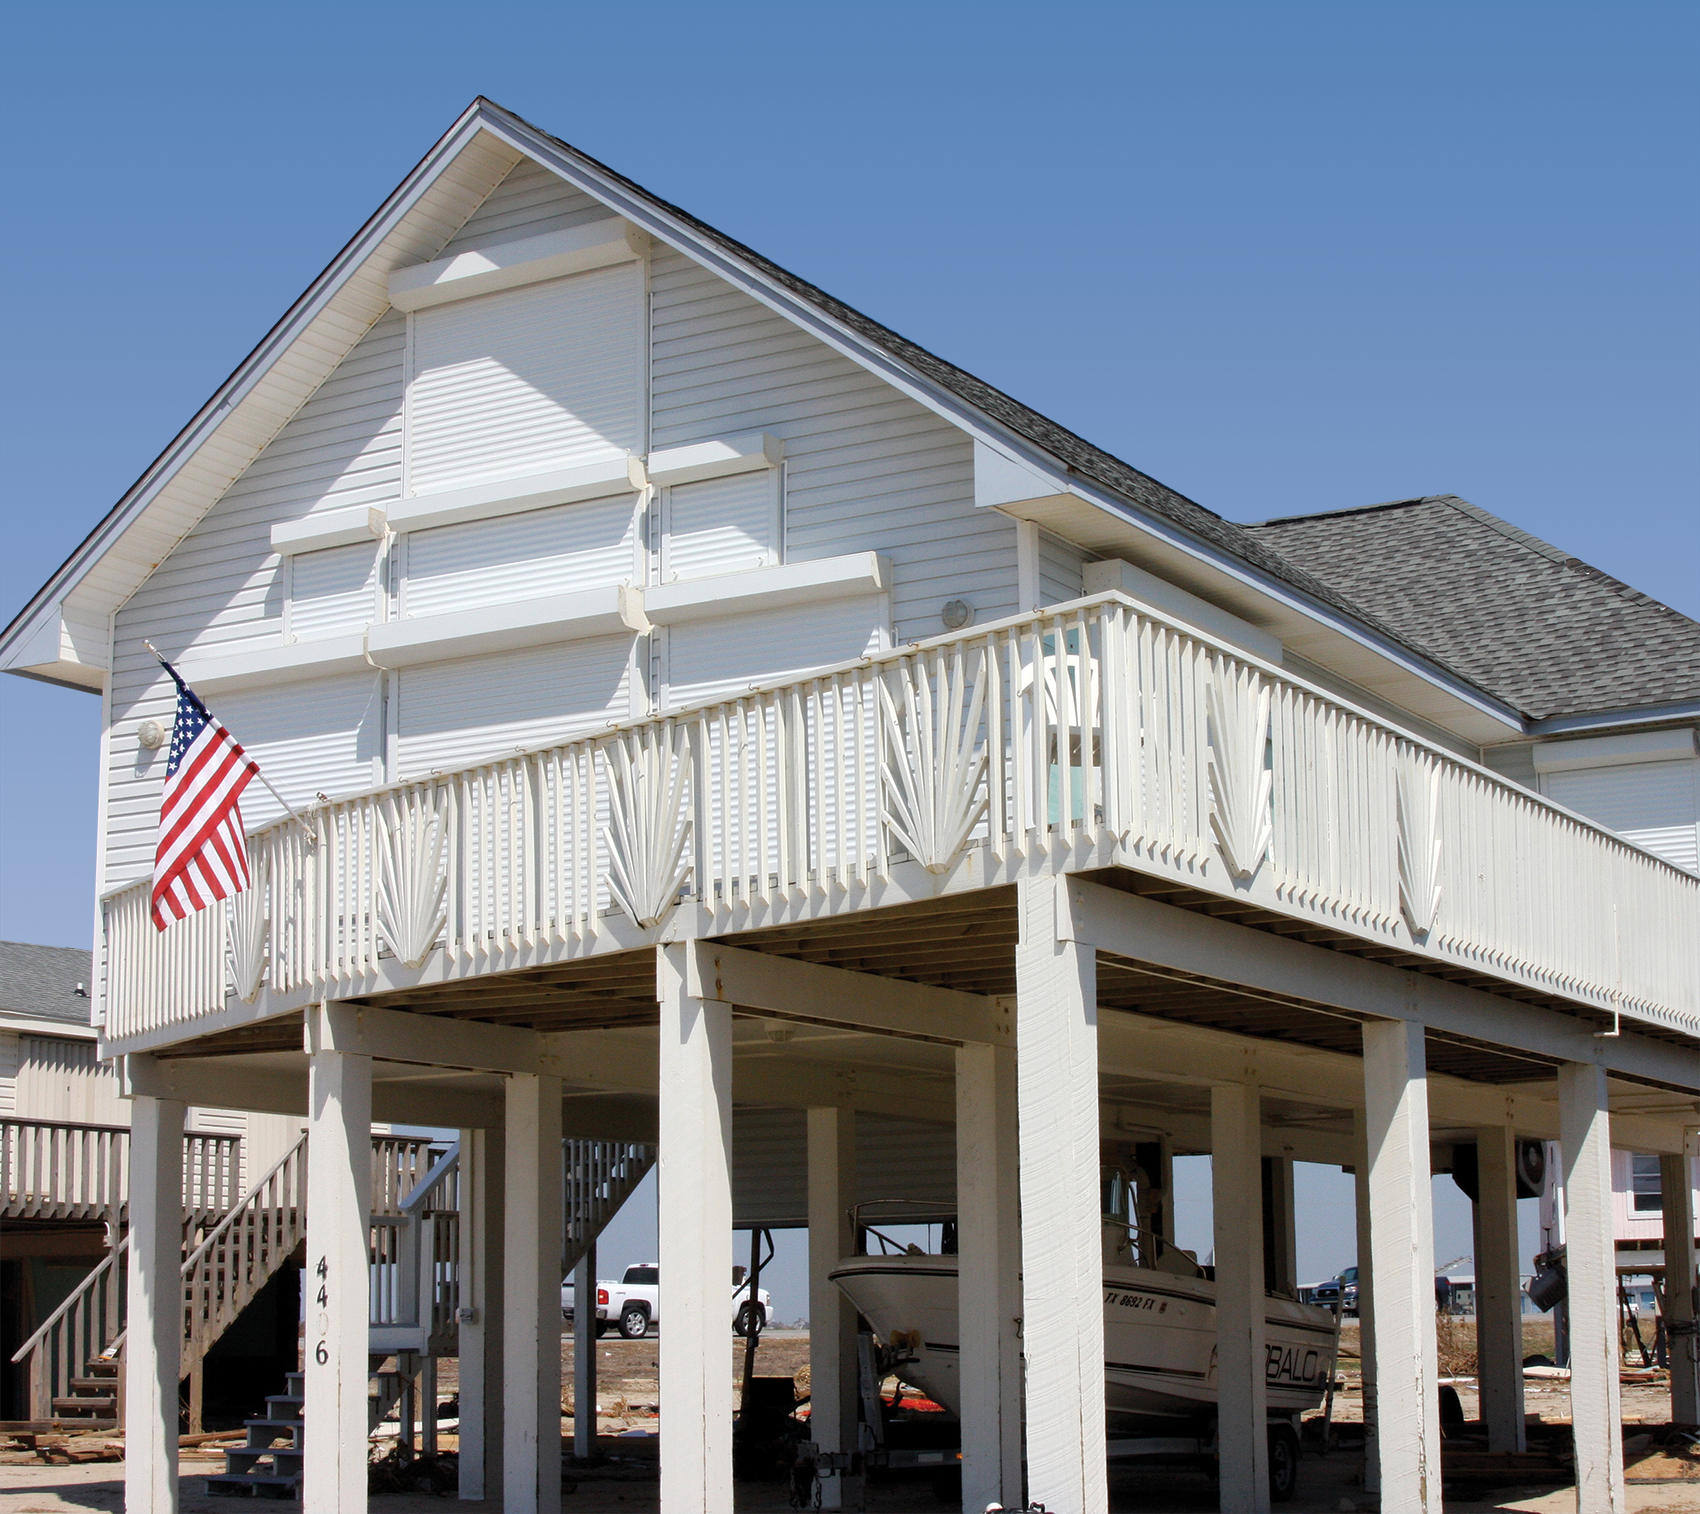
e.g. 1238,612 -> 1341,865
561,1262 -> 771,1339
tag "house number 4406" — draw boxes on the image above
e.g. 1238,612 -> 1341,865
314,1256 -> 330,1364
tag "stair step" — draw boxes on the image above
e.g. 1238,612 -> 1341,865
81,1360 -> 119,1378
223,1449 -> 305,1474
51,1397 -> 114,1414
242,1419 -> 306,1437
204,1472 -> 303,1499
68,1377 -> 117,1393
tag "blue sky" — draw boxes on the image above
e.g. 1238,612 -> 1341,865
1,2 -> 1689,1290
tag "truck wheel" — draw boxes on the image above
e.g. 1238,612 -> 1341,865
1267,1421 -> 1300,1503
733,1303 -> 765,1337
619,1305 -> 650,1339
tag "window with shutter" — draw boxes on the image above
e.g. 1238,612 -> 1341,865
1630,1153 -> 1663,1212
406,266 -> 644,497
287,542 -> 380,641
662,470 -> 779,582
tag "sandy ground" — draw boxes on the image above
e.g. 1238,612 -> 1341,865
6,1321 -> 1700,1511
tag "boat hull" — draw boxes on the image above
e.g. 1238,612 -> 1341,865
828,1255 -> 1338,1433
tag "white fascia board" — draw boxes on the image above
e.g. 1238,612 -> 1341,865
645,432 -> 783,488
1529,701 -> 1700,739
365,584 -> 648,669
1083,558 -> 1282,664
0,607 -> 105,691
389,457 -> 643,534
643,553 -> 889,627
387,218 -> 648,311
271,504 -> 388,555
177,634 -> 372,696
1533,729 -> 1699,773
0,1011 -> 97,1039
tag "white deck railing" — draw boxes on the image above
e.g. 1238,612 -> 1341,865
100,592 -> 1700,1043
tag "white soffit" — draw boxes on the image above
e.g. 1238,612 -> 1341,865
387,218 -> 650,311
646,432 -> 784,487
390,457 -> 644,534
644,553 -> 889,627
271,505 -> 388,556
1534,729 -> 1699,773
1082,558 -> 1281,665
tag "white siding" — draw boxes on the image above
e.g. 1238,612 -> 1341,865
106,315 -> 406,886
402,493 -> 640,619
288,541 -> 381,640
440,157 -> 612,253
1039,529 -> 1092,607
395,636 -> 635,776
214,673 -> 386,828
407,266 -> 644,496
648,248 -> 1017,644
664,599 -> 883,709
16,1036 -> 127,1126
662,472 -> 779,582
1543,759 -> 1700,873
0,1032 -> 17,1117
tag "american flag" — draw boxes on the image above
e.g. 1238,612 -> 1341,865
151,657 -> 260,932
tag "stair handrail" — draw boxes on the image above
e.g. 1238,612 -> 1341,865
399,1140 -> 459,1216
176,1132 -> 308,1282
8,1236 -> 128,1366
372,1142 -> 460,1338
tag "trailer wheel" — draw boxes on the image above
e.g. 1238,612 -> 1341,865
1267,1421 -> 1300,1503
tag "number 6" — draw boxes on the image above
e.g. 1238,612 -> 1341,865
315,1342 -> 329,1365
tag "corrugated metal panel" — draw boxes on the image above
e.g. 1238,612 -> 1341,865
648,248 -> 1018,645
663,472 -> 779,582
289,542 -> 380,640
403,493 -> 639,618
441,157 -> 613,254
0,1032 -> 17,1117
212,672 -> 385,829
1544,760 -> 1700,873
665,599 -> 882,709
17,1036 -> 127,1126
106,315 -> 406,887
732,1108 -> 955,1229
408,265 -> 644,497
395,634 -> 634,777
1039,529 -> 1091,607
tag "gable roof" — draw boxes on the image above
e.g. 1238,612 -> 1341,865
4,97 -> 1510,722
0,941 -> 94,1027
1244,495 -> 1700,724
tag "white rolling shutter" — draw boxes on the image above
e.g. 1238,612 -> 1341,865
1543,760 -> 1700,873
288,542 -> 380,641
208,673 -> 385,826
663,471 -> 779,582
407,265 -> 644,497
664,597 -> 883,709
402,494 -> 639,619
395,635 -> 634,777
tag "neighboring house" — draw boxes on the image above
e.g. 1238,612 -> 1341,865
0,941 -> 304,1421
1,99 -> 1696,1513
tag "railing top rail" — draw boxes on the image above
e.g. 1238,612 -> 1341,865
10,1237 -> 127,1364
179,1131 -> 307,1276
0,1117 -> 130,1136
398,1141 -> 460,1218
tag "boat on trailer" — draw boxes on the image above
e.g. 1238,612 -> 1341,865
828,1175 -> 1340,1498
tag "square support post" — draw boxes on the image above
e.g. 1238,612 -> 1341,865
1213,1080 -> 1270,1513
1663,1136 -> 1699,1427
807,1106 -> 859,1509
1362,1019 -> 1440,1514
956,1041 -> 1023,1512
1268,1153 -> 1298,1295
574,1242 -> 598,1459
658,942 -> 734,1514
1473,1127 -> 1526,1451
303,1007 -> 374,1514
457,1126 -> 503,1500
1559,1061 -> 1626,1514
1014,876 -> 1106,1514
503,1072 -> 565,1513
1352,1108 -> 1379,1496
124,1090 -> 185,1514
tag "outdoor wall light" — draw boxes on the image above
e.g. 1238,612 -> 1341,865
940,599 -> 975,630
138,719 -> 166,749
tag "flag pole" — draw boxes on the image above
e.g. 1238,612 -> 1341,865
142,640 -> 319,844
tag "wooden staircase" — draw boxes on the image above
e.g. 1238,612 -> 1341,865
43,1354 -> 120,1427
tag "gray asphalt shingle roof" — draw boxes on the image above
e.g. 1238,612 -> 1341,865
0,941 -> 95,1026
1244,496 -> 1700,723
